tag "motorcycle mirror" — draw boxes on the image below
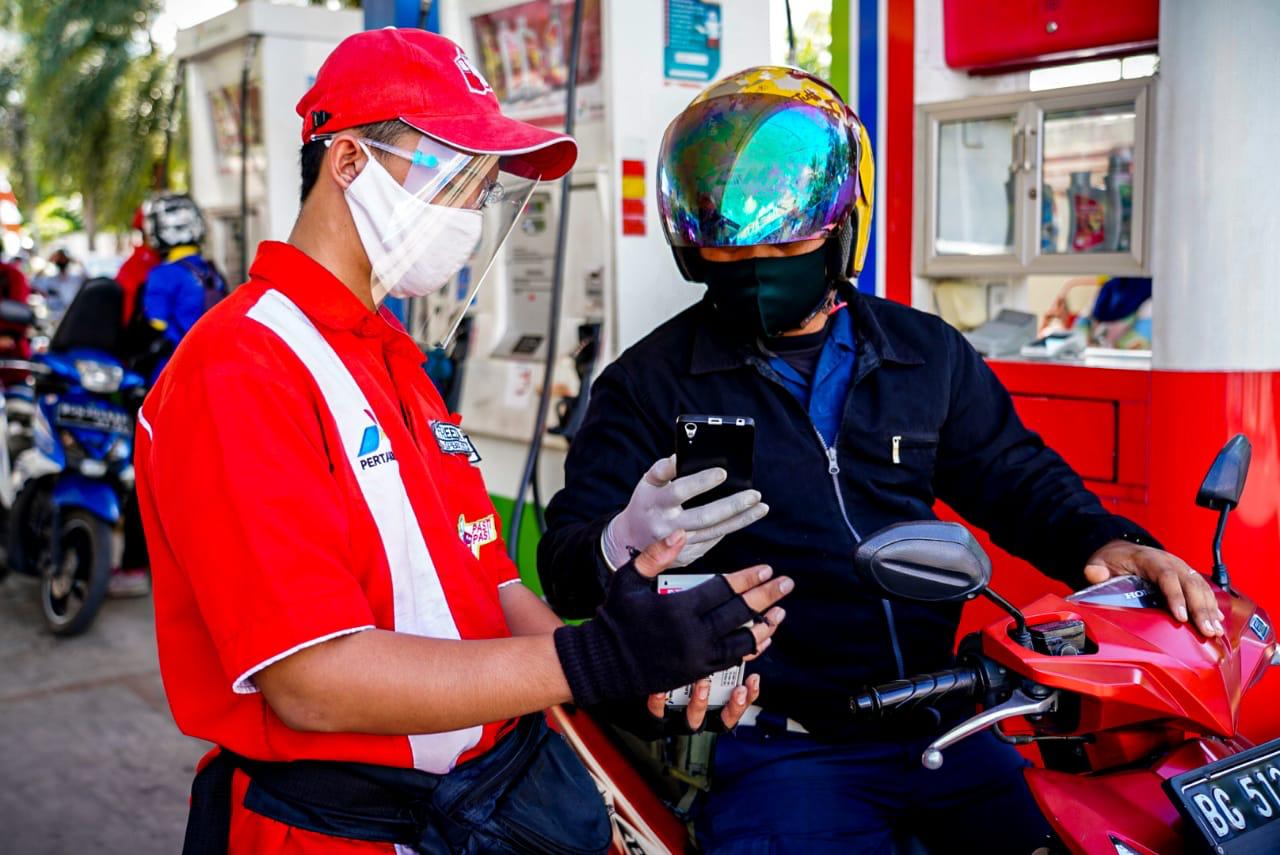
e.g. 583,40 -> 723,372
854,521 -> 992,603
1196,434 -> 1251,511
0,299 -> 34,327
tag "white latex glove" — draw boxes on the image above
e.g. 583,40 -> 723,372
602,455 -> 769,569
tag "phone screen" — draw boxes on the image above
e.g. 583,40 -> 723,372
675,415 -> 755,508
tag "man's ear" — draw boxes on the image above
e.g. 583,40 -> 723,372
327,136 -> 367,192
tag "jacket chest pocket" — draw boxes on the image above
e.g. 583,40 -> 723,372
847,431 -> 939,503
889,432 -> 939,467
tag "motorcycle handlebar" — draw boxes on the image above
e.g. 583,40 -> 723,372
851,666 -> 982,718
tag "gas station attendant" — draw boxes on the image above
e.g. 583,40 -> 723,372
134,29 -> 791,854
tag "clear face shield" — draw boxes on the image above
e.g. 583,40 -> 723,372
341,132 -> 538,345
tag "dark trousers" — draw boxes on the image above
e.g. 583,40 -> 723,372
695,721 -> 1055,854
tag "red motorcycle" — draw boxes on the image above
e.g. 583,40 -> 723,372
554,434 -> 1277,854
850,433 -> 1276,854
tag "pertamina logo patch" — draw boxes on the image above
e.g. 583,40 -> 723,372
357,409 -> 396,471
458,514 -> 497,558
454,47 -> 493,96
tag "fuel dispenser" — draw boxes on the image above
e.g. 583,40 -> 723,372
175,1 -> 360,281
422,0 -> 775,527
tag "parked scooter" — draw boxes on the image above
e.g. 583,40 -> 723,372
0,278 -> 145,635
848,434 -> 1276,854
549,435 -> 1275,855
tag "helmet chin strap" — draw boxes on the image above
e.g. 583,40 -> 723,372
795,285 -> 840,331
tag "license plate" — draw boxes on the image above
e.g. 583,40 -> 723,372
1165,738 -> 1280,853
54,402 -> 130,435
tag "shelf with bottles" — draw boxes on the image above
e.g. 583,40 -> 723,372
918,79 -> 1152,278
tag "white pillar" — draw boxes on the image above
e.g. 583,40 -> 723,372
1151,0 -> 1280,371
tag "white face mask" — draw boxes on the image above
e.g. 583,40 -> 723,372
344,142 -> 483,302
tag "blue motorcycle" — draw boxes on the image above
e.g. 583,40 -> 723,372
0,280 -> 145,635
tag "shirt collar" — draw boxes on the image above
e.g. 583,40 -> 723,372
248,241 -> 400,340
690,282 -> 923,376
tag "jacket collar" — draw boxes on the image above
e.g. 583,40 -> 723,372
248,241 -> 401,339
689,281 -> 924,376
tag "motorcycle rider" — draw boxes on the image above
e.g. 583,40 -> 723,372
130,193 -> 227,382
538,67 -> 1224,854
134,29 -> 788,854
111,196 -> 211,598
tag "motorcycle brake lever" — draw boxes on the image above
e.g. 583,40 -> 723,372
921,687 -> 1059,770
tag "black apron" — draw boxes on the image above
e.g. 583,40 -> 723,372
182,714 -> 611,855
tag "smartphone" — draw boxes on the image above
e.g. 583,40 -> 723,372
656,573 -> 746,710
675,415 -> 755,509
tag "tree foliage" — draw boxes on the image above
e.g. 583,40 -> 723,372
794,9 -> 833,83
0,0 -> 179,244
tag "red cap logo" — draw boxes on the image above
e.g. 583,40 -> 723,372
295,29 -> 576,180
454,47 -> 493,97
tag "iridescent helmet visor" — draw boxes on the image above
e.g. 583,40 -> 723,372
658,88 -> 858,248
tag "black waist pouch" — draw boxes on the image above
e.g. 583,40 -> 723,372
183,714 -> 611,855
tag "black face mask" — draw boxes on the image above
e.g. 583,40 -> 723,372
702,246 -> 830,338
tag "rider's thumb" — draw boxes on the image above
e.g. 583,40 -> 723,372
1083,563 -> 1112,585
633,531 -> 687,579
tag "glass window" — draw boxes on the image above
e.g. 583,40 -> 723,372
1040,103 -> 1137,255
935,116 -> 1017,256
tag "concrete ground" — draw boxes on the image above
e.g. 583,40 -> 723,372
0,573 -> 205,854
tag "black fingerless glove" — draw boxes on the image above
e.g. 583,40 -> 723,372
553,558 -> 757,707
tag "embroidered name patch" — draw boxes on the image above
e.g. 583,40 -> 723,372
431,421 -> 481,464
458,514 -> 497,558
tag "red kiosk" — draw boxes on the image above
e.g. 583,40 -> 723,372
879,1 -> 1280,742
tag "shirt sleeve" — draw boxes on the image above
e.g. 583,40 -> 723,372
483,529 -> 523,589
139,330 -> 376,693
466,473 -> 522,589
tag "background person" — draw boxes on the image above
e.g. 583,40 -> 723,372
538,66 -> 1222,854
114,203 -> 162,327
129,193 -> 226,382
32,247 -> 83,320
0,252 -> 31,387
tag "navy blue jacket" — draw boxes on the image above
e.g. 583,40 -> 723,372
538,285 -> 1154,739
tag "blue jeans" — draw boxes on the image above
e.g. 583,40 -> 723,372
694,722 -> 1054,854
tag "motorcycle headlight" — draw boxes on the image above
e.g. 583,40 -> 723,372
79,458 -> 107,478
1110,838 -> 1143,855
118,464 -> 135,488
75,360 -> 123,394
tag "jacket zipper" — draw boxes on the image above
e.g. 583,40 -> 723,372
751,358 -> 907,679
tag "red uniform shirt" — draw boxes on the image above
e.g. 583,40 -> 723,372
135,241 -> 522,853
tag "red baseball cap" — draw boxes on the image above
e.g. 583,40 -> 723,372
296,28 -> 577,180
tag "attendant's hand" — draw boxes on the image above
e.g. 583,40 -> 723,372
1084,540 -> 1225,637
